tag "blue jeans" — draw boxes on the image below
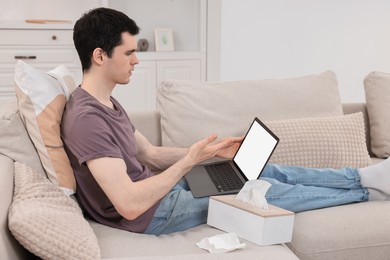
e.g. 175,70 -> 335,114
144,164 -> 369,235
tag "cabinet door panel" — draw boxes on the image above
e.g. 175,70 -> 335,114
157,60 -> 201,85
112,61 -> 156,112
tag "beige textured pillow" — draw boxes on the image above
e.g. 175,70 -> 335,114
157,71 -> 343,148
8,162 -> 100,259
14,60 -> 77,193
364,71 -> 390,158
267,113 -> 371,168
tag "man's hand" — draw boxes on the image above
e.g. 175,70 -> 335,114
216,136 -> 243,159
184,134 -> 243,166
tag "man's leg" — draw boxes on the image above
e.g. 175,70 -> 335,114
262,164 -> 362,189
262,177 -> 368,212
261,164 -> 369,212
144,178 -> 209,235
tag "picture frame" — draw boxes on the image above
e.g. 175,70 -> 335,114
154,28 -> 175,52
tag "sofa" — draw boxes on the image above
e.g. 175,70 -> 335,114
1,67 -> 390,259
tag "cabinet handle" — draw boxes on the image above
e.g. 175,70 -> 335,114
14,56 -> 37,60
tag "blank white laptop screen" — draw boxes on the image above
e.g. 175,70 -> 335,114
233,119 -> 279,180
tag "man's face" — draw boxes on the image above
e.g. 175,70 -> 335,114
104,32 -> 139,85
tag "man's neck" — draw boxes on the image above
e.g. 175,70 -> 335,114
81,72 -> 116,109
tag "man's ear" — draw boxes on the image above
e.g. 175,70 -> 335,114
92,48 -> 105,65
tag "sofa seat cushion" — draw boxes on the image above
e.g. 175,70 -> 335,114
287,201 -> 390,260
89,222 -> 298,259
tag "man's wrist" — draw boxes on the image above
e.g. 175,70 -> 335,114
177,154 -> 195,175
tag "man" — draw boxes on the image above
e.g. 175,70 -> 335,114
62,7 -> 390,236
62,7 -> 241,234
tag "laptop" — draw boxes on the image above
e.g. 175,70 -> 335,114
185,117 -> 279,198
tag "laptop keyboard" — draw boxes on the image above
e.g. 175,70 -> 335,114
205,162 -> 244,192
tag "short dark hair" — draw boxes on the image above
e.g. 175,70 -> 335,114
73,7 -> 140,72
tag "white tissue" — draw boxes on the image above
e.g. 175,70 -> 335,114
196,233 -> 246,254
235,179 -> 272,209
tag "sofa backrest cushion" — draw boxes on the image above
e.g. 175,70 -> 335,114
157,71 -> 343,149
0,99 -> 45,175
364,71 -> 390,158
342,103 -> 372,156
128,110 -> 162,146
14,61 -> 77,194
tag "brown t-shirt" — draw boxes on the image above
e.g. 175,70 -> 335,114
61,87 -> 159,233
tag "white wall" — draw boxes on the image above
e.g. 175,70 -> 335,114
218,0 -> 390,102
109,0 -> 200,52
0,0 -> 100,21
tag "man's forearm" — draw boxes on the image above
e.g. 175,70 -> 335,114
139,146 -> 189,171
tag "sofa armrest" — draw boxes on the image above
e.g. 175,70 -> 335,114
342,103 -> 373,157
128,111 -> 162,147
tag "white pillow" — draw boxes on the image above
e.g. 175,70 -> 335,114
14,60 -> 77,193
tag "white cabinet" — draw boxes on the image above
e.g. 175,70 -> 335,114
157,60 -> 201,83
0,0 -> 208,110
112,61 -> 156,112
112,55 -> 202,112
108,0 -> 207,111
0,25 -> 82,107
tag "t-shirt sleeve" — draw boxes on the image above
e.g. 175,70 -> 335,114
65,112 -> 122,165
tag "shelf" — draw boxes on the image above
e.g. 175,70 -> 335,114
136,51 -> 203,61
0,21 -> 74,30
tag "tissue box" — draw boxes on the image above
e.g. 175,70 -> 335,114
207,195 -> 295,246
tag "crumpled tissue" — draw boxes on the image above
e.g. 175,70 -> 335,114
196,233 -> 246,254
235,179 -> 272,209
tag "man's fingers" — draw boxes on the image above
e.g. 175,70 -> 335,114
196,135 -> 240,153
211,137 -> 237,151
200,134 -> 218,146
